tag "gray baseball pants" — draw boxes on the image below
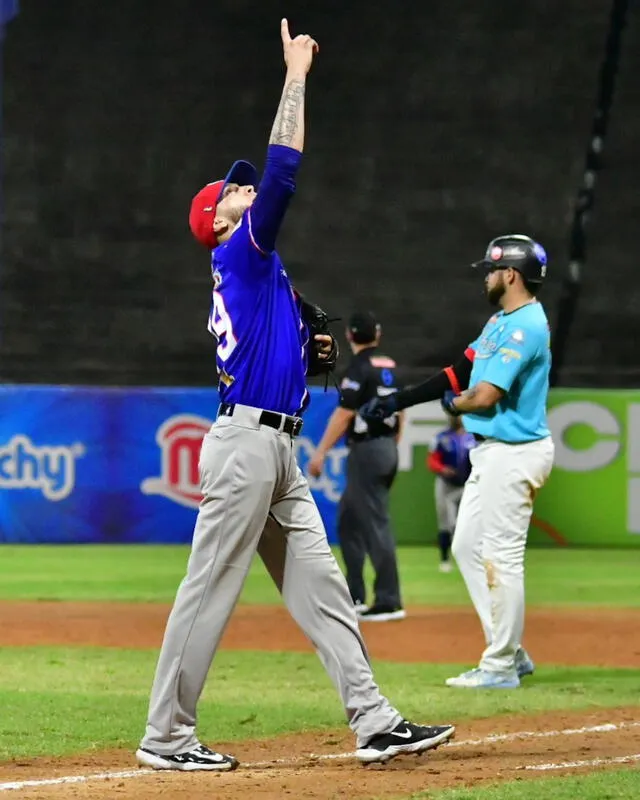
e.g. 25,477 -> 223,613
338,438 -> 402,608
140,404 -> 401,753
435,478 -> 464,533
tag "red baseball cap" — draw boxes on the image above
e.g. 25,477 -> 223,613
189,159 -> 258,249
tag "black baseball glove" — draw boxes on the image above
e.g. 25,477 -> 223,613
300,298 -> 340,376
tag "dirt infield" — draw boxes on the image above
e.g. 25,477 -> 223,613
2,707 -> 640,799
1,601 -> 639,667
1,602 -> 639,798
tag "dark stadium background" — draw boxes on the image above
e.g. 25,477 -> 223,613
1,1 -> 637,388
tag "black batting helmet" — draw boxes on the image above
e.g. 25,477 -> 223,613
471,234 -> 548,284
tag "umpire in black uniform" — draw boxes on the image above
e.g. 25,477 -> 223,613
308,311 -> 405,622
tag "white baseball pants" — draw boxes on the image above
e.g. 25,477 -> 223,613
451,436 -> 554,673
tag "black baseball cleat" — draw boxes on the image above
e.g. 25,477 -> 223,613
136,744 -> 239,771
357,605 -> 406,622
355,721 -> 455,764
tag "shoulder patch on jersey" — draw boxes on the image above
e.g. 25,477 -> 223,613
370,356 -> 396,368
341,378 -> 361,391
499,347 -> 522,360
510,329 -> 525,343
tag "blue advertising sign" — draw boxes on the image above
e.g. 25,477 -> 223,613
0,385 -> 343,544
4,385 -> 639,547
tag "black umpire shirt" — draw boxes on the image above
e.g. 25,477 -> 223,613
339,346 -> 401,443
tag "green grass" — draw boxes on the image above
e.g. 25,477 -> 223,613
0,646 -> 637,759
0,546 -> 638,798
0,545 -> 638,606
412,769 -> 640,799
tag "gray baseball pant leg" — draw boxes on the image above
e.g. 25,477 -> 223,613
435,479 -> 464,533
141,413 -> 400,754
337,455 -> 367,605
140,418 -> 278,754
259,458 -> 401,746
350,439 -> 402,609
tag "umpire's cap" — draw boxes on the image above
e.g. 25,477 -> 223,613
189,160 -> 258,249
472,234 -> 548,284
348,311 -> 380,344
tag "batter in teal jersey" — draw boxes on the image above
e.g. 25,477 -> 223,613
361,234 -> 554,689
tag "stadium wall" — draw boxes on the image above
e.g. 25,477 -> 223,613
0,386 -> 637,547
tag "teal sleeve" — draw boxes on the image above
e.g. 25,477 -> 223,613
479,326 -> 539,392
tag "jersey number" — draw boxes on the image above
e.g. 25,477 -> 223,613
208,291 -> 238,361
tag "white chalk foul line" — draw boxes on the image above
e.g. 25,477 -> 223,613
447,720 -> 640,749
1,720 -> 638,792
244,721 -> 640,768
0,770 -> 153,791
524,753 -> 640,771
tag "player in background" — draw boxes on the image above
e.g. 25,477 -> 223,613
360,235 -> 552,689
427,413 -> 475,573
309,311 -> 405,621
136,20 -> 454,772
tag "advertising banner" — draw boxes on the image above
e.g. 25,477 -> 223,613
390,390 -> 640,547
0,386 -> 638,546
0,386 -> 342,544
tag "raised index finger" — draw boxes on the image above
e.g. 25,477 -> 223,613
280,18 -> 291,45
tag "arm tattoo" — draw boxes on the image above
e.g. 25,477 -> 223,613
269,79 -> 305,146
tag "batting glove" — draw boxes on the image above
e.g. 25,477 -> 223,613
441,390 -> 462,417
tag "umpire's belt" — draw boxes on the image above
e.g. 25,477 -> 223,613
218,402 -> 303,437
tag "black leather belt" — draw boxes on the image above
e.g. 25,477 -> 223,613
473,434 -> 540,445
218,403 -> 303,437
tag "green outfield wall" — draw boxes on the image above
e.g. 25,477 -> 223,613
391,390 -> 640,547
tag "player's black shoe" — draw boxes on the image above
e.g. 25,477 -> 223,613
356,721 -> 455,764
136,744 -> 239,771
357,604 -> 406,622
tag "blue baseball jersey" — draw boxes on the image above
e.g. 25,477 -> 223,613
207,145 -> 310,417
432,428 -> 476,486
463,302 -> 551,443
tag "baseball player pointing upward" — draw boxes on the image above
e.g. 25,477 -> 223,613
361,235 -> 553,688
136,20 -> 454,771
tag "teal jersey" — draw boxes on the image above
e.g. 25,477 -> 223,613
463,302 -> 551,443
